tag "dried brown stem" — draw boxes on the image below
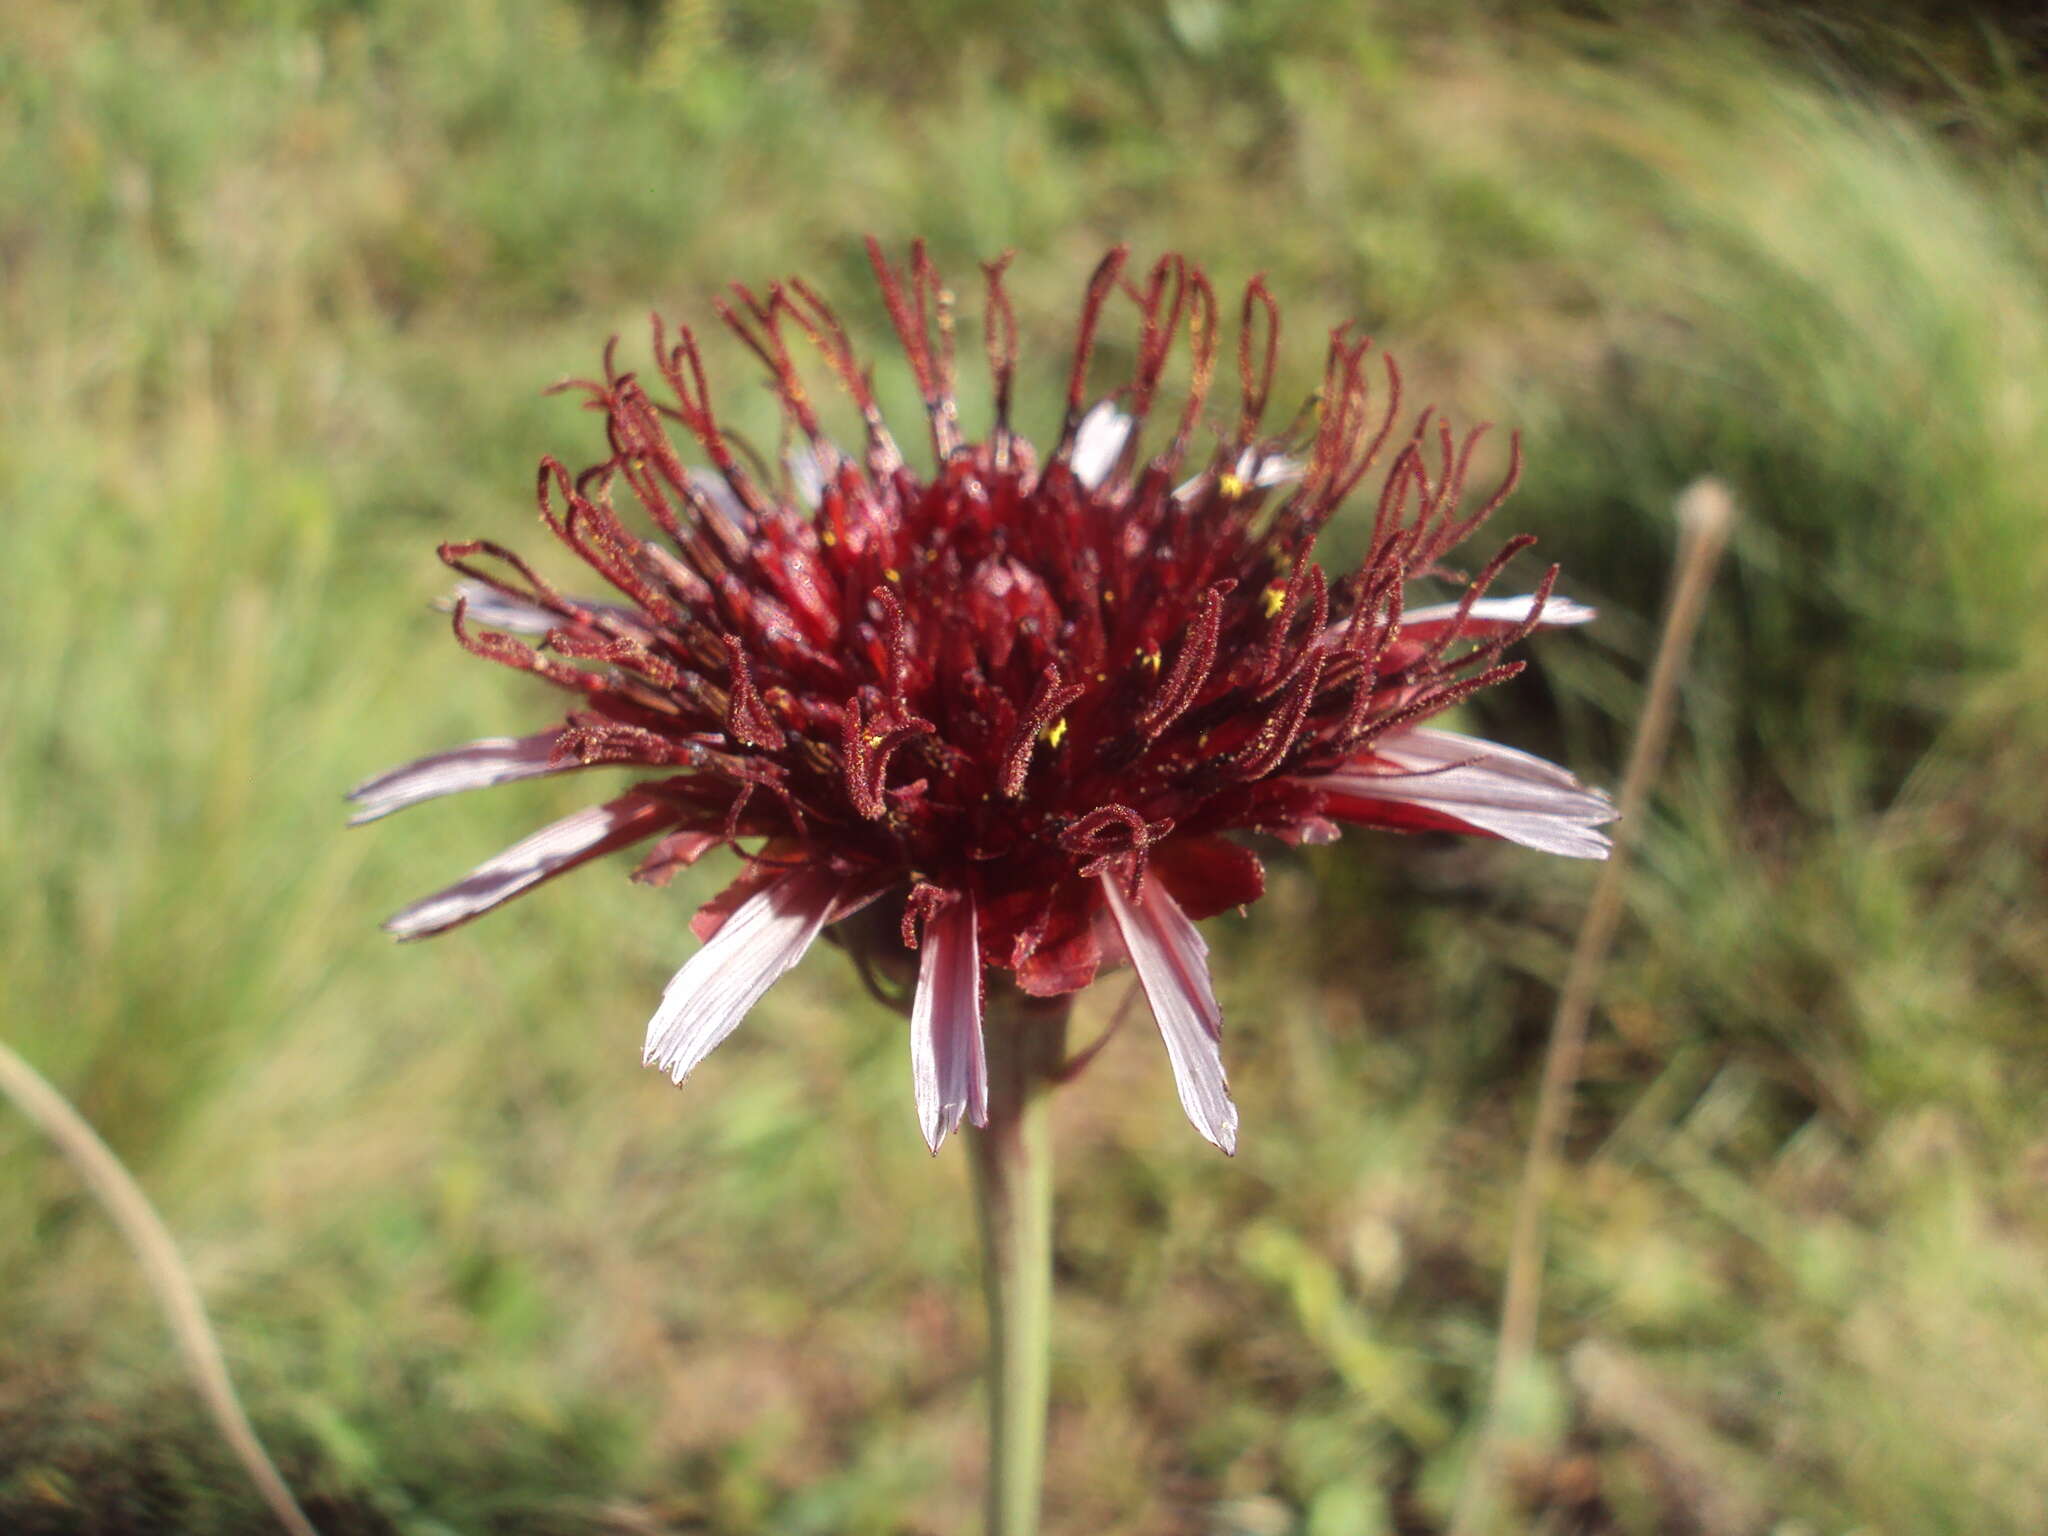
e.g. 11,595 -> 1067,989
1451,478 -> 1736,1536
0,1038 -> 320,1536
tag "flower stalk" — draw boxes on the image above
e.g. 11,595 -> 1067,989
353,240 -> 1623,1529
967,992 -> 1068,1536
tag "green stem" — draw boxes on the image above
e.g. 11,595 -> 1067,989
967,993 -> 1067,1536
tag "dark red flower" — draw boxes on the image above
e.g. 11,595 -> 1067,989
353,242 -> 1613,1154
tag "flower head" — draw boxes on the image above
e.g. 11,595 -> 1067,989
353,242 -> 1614,1154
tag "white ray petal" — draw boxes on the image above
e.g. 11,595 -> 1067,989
1323,727 -> 1616,859
1173,449 -> 1306,503
1237,446 -> 1304,488
347,730 -> 572,824
1099,870 -> 1238,1155
383,793 -> 672,938
684,469 -> 753,552
438,580 -> 636,635
439,582 -> 558,635
642,867 -> 842,1085
909,893 -> 987,1153
786,444 -> 834,510
1070,400 -> 1134,490
1399,592 -> 1598,635
1317,592 -> 1598,652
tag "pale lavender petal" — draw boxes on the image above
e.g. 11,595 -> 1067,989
692,468 -> 749,528
909,893 -> 987,1153
1398,592 -> 1597,636
642,867 -> 842,1085
1099,870 -> 1238,1154
1322,727 -> 1616,859
1237,446 -> 1304,488
1317,592 -> 1596,652
438,580 -> 633,635
1173,449 -> 1304,503
347,729 -> 573,825
383,792 -> 675,939
786,443 -> 834,510
1070,400 -> 1133,490
439,581 -> 555,635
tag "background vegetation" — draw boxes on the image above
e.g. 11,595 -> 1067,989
4,1 -> 2046,1531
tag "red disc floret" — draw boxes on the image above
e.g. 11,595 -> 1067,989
425,242 -> 1553,996
356,240 -> 1616,1153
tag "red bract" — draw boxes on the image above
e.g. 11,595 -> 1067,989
353,242 -> 1614,1154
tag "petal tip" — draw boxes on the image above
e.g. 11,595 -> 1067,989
638,866 -> 843,1093
916,1100 -> 956,1155
1209,1108 -> 1240,1157
381,906 -> 434,941
639,1046 -> 692,1086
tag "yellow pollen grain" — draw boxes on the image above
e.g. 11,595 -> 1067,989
1218,472 -> 1247,498
821,529 -> 838,547
866,731 -> 886,748
883,567 -> 902,583
1262,584 -> 1288,618
1045,717 -> 1069,749
1138,648 -> 1162,674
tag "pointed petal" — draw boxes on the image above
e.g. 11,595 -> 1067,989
1249,452 -> 1303,489
1318,592 -> 1596,653
642,866 -> 842,1085
1070,400 -> 1133,490
687,858 -> 784,944
909,893 -> 987,1153
681,850 -> 892,944
786,443 -> 833,510
1398,592 -> 1597,638
439,580 -> 561,635
1171,449 -> 1304,503
1235,446 -> 1304,489
437,580 -> 631,635
689,470 -> 752,544
347,729 -> 575,825
1098,870 -> 1239,1154
1316,727 -> 1616,859
382,791 -> 677,939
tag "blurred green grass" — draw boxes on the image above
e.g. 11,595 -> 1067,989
3,2 -> 2046,1531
